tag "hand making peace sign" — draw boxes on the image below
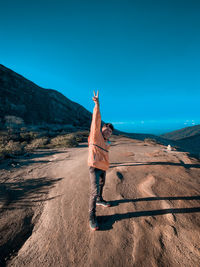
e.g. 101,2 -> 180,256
92,90 -> 99,105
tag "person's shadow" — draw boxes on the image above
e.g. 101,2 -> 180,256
98,201 -> 200,231
98,171 -> 200,230
108,195 -> 200,207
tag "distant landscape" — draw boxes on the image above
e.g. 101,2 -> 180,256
1,0 -> 200,265
113,120 -> 199,135
0,64 -> 200,266
0,64 -> 200,160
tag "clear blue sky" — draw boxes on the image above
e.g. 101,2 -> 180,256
0,0 -> 200,134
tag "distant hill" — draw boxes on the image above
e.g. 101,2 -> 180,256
176,133 -> 200,155
160,124 -> 200,140
120,132 -> 176,146
160,124 -> 200,157
0,64 -> 92,130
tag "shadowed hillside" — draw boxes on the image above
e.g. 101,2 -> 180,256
161,124 -> 200,140
160,125 -> 200,158
0,64 -> 92,130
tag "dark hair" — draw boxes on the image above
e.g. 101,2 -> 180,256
103,123 -> 114,131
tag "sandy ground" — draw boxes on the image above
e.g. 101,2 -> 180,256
0,135 -> 200,267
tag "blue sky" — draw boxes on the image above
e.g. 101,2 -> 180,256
0,0 -> 200,134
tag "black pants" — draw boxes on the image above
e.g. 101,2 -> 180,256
89,166 -> 106,215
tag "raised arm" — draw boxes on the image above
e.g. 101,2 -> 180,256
89,90 -> 101,140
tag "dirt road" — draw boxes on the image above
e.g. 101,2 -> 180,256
1,136 -> 200,266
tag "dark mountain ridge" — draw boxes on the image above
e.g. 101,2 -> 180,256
161,124 -> 200,140
175,133 -> 200,156
160,124 -> 200,158
0,64 -> 92,129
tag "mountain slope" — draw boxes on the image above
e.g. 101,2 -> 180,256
160,124 -> 200,140
0,64 -> 92,129
176,134 -> 200,155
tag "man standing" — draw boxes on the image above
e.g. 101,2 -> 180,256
88,90 -> 114,230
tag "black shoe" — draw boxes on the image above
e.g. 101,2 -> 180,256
89,213 -> 99,231
96,198 -> 111,207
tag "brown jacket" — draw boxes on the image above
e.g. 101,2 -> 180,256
88,103 -> 110,171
